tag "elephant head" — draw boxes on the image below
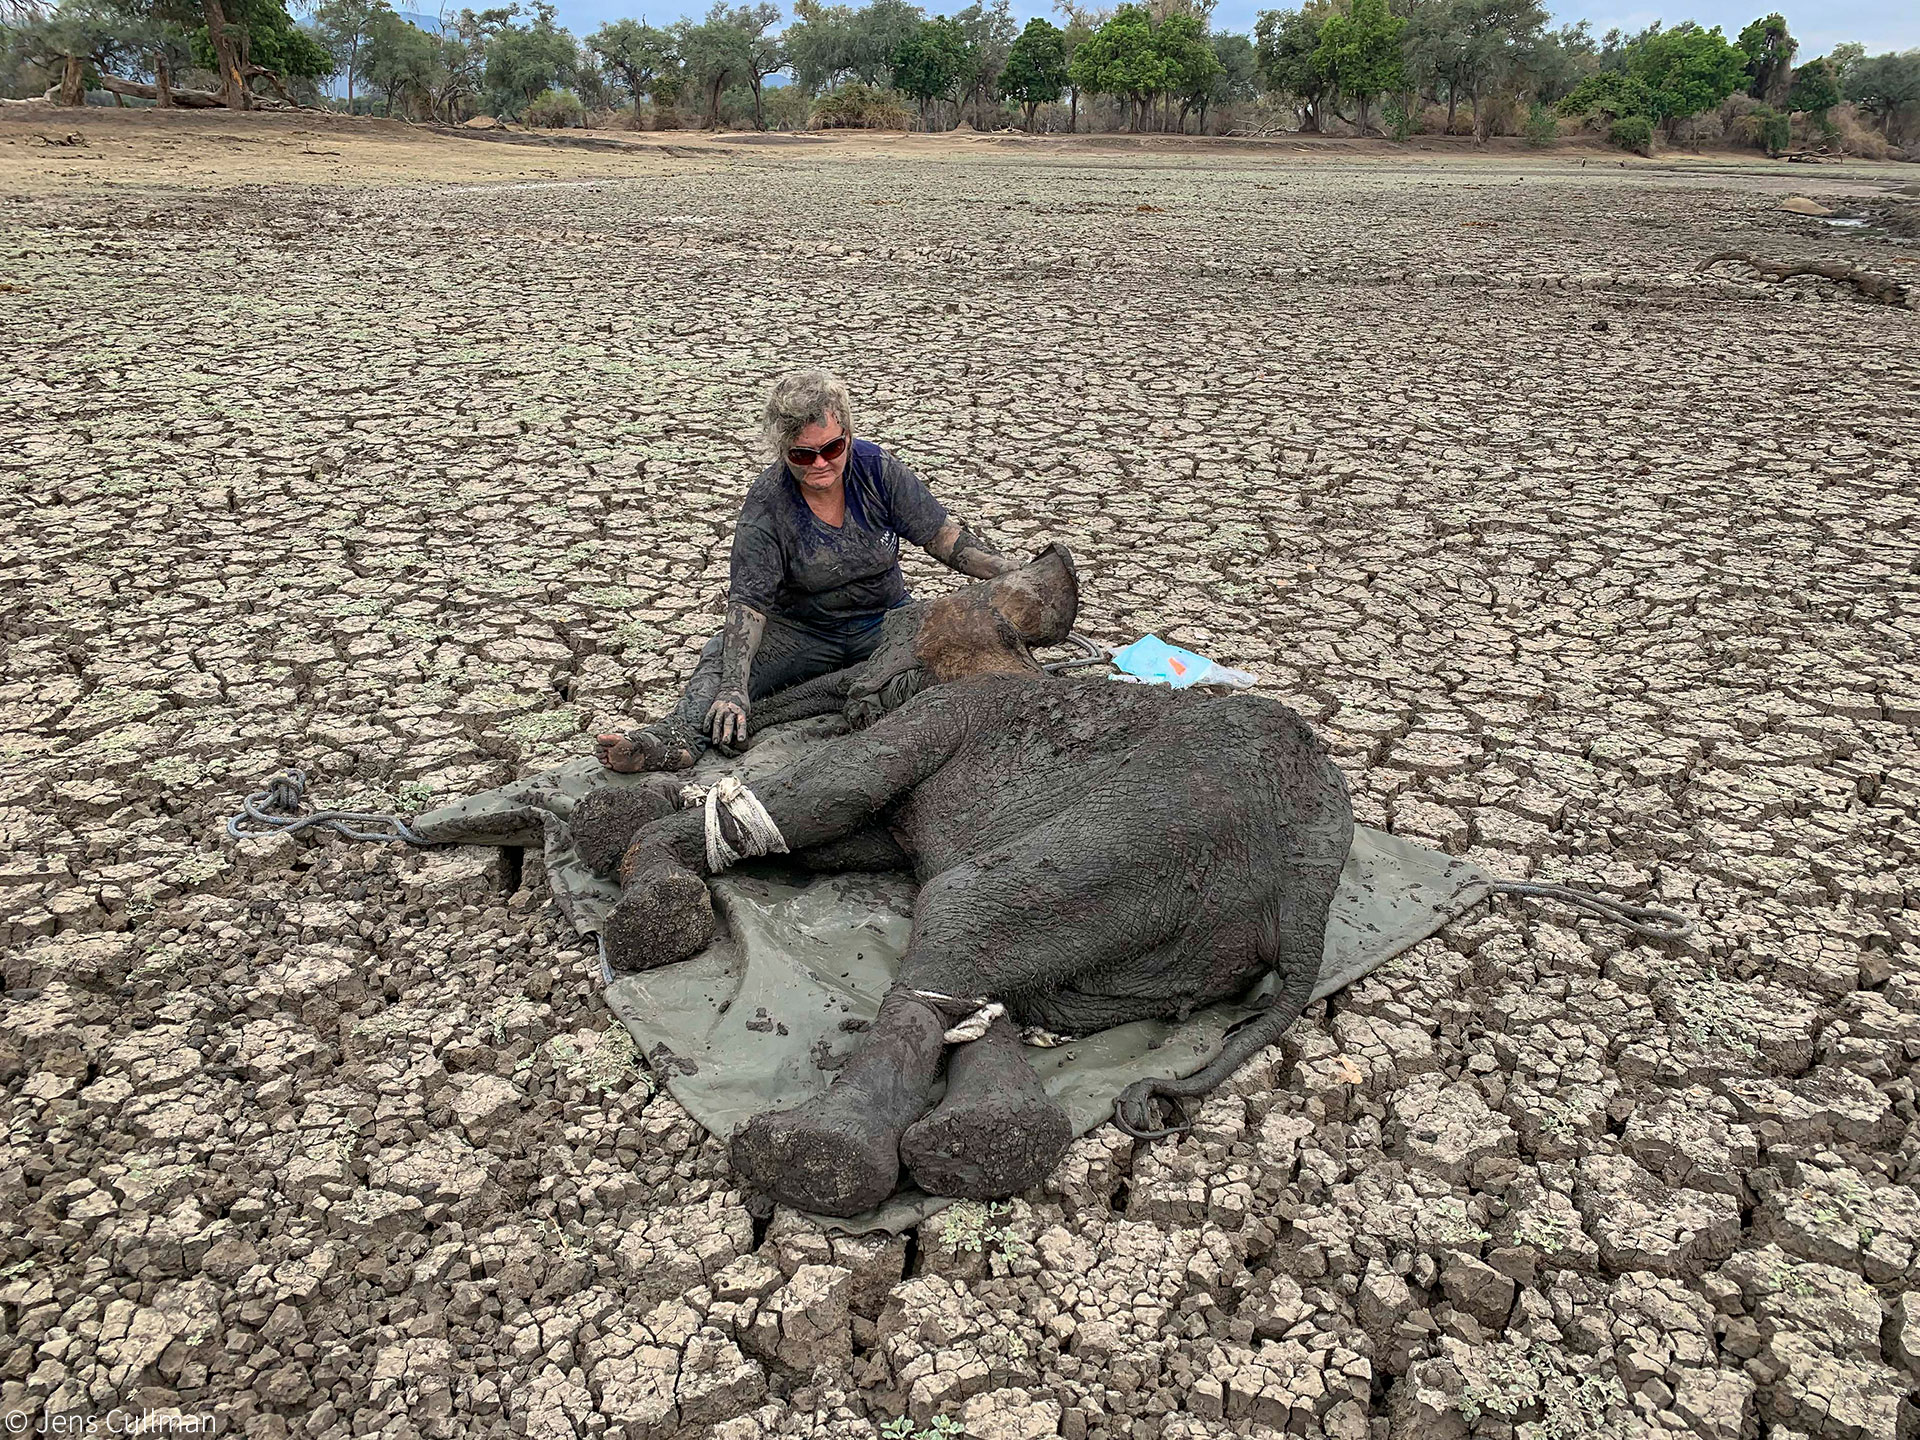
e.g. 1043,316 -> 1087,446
914,543 -> 1079,682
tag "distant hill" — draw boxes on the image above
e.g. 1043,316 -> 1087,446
394,10 -> 445,33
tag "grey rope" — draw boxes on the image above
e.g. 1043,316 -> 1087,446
1490,879 -> 1694,942
1112,877 -> 1693,1142
225,769 -> 434,845
1039,632 -> 1111,673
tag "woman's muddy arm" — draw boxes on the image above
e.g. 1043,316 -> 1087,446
708,601 -> 766,744
927,519 -> 1017,579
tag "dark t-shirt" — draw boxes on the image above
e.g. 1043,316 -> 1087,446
728,439 -> 951,635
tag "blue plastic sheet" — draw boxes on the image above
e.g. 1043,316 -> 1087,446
1109,633 -> 1257,690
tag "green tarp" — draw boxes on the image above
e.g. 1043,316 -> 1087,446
413,719 -> 1491,1234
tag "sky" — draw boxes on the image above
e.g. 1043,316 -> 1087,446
517,0 -> 1919,57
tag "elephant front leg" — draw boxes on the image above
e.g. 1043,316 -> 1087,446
900,1015 -> 1072,1201
603,693 -> 968,975
730,989 -> 954,1217
603,819 -> 717,975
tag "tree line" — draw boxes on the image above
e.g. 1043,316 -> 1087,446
4,0 -> 1917,153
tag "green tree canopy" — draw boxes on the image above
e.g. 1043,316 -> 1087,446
589,17 -> 678,120
1313,0 -> 1403,133
1197,28 -> 1256,131
1158,11 -> 1220,129
1254,5 -> 1331,132
1784,53 -> 1839,117
362,7 -> 435,115
1069,4 -> 1163,130
1626,21 -> 1746,128
999,15 -> 1066,129
482,1 -> 574,118
1843,50 -> 1920,134
892,13 -> 967,121
1737,12 -> 1794,102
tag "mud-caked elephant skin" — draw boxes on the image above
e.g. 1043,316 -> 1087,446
607,669 -> 1354,1216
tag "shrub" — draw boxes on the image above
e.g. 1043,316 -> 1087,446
1757,106 -> 1790,154
1609,115 -> 1654,155
1558,72 -> 1657,121
1524,102 -> 1558,146
810,82 -> 912,130
1822,103 -> 1891,159
1382,96 -> 1413,140
524,89 -> 585,128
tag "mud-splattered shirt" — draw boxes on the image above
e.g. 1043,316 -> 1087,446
728,439 -> 950,636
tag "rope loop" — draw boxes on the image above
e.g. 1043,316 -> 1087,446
1490,879 -> 1694,942
225,768 -> 433,846
701,775 -> 789,873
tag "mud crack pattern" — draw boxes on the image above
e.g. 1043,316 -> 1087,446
1,125 -> 1918,1440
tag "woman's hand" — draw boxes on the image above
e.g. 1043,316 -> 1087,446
705,691 -> 750,746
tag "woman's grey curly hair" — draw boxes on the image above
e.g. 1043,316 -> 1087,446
762,369 -> 854,461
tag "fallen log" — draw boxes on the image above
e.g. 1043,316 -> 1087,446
96,74 -> 225,108
1701,250 -> 1913,307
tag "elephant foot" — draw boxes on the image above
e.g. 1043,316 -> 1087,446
730,990 -> 951,1217
603,858 -> 713,974
572,779 -> 680,881
901,1017 -> 1072,1201
730,1085 -> 908,1218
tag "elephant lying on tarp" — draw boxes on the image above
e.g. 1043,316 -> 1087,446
576,553 -> 1355,1219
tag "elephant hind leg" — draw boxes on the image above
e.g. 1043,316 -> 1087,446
900,1015 -> 1072,1201
730,989 -> 954,1217
1112,874 -> 1340,1139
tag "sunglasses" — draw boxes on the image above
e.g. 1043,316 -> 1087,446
787,433 -> 849,468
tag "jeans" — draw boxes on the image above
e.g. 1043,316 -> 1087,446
661,612 -> 889,756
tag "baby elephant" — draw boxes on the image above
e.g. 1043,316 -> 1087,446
593,669 -> 1353,1218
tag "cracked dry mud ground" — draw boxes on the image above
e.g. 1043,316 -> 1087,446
3,119 -> 1919,1440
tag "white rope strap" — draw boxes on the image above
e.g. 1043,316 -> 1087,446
694,775 -> 789,873
911,988 -> 1005,1044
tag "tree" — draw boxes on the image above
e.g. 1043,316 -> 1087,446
589,17 -> 677,127
675,3 -> 751,129
1254,5 -> 1330,132
1736,13 -> 1793,103
999,16 -> 1065,129
1052,0 -> 1099,133
175,0 -> 328,107
361,6 -> 434,115
1556,69 -> 1655,121
314,0 -> 382,112
1625,22 -> 1745,135
1784,53 -> 1838,120
892,13 -> 966,126
953,0 -> 1016,127
1530,21 -> 1598,105
1070,4 -> 1161,132
1313,0 -> 1402,134
846,0 -> 922,86
731,2 -> 783,129
1195,28 -> 1254,133
1844,51 -> 1920,137
482,1 -> 574,120
1157,11 -> 1217,131
12,0 -> 129,104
